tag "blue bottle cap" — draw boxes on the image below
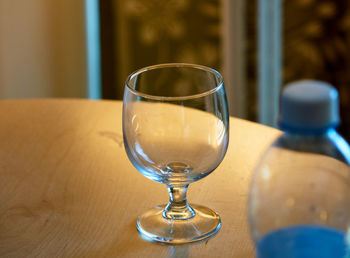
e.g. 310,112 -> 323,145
279,80 -> 340,133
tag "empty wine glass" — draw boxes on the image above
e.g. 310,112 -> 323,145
122,63 -> 229,244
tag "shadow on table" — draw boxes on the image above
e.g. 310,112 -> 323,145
169,245 -> 189,258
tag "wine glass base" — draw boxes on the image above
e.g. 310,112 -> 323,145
137,204 -> 221,244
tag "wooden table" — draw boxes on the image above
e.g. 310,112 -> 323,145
0,99 -> 281,257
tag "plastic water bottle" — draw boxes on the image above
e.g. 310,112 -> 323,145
248,80 -> 350,258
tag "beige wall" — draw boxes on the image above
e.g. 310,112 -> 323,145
0,0 -> 87,98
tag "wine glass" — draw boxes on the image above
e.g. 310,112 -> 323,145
122,63 -> 229,244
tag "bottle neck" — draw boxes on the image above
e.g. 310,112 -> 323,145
278,128 -> 350,165
279,121 -> 339,136
284,127 -> 336,138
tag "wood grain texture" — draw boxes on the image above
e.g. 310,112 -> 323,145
0,99 -> 281,257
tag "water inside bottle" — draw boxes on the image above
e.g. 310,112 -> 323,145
257,225 -> 348,258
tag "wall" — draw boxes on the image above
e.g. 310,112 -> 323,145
0,0 -> 87,98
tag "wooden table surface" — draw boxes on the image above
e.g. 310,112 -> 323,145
0,99 -> 281,258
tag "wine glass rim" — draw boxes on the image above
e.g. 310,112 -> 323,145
125,63 -> 224,101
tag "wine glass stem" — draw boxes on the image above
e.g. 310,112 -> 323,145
162,184 -> 195,220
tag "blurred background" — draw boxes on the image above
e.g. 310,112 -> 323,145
0,0 -> 349,141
